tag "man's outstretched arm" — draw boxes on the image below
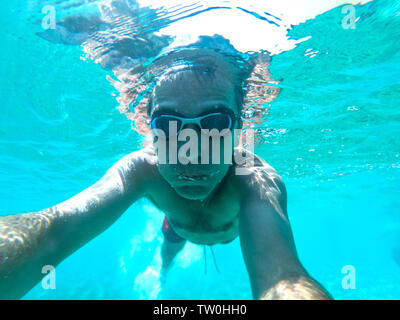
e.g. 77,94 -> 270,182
238,166 -> 332,300
0,151 -> 148,299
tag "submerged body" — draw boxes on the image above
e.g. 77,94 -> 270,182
0,144 -> 332,300
0,47 -> 332,300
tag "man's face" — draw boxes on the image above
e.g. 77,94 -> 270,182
150,70 -> 241,201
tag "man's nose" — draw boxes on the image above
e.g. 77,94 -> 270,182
178,149 -> 202,164
178,123 -> 203,164
181,122 -> 201,133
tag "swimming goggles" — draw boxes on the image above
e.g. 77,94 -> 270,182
150,110 -> 237,137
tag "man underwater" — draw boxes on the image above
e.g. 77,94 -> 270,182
0,48 -> 332,300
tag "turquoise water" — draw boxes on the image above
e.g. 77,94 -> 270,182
0,0 -> 399,299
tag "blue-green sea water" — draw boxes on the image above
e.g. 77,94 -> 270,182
0,0 -> 399,299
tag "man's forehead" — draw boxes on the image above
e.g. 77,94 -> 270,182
154,69 -> 234,95
154,82 -> 234,100
149,64 -> 239,116
151,99 -> 232,113
151,95 -> 235,116
152,83 -> 235,114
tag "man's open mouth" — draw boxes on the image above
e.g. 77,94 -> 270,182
178,174 -> 207,182
177,171 -> 220,182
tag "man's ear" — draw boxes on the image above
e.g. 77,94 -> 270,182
147,96 -> 153,117
233,119 -> 242,148
235,110 -> 243,129
237,117 -> 243,129
233,110 -> 244,147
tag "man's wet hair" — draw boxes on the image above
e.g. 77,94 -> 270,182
113,41 -> 279,138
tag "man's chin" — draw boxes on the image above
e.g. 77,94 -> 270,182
173,185 -> 213,201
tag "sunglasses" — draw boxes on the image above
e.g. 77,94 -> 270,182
151,111 -> 238,138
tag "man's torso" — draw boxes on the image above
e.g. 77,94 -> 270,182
131,147 -> 277,245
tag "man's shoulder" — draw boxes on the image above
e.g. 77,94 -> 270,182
232,147 -> 285,199
117,146 -> 156,168
120,147 -> 156,165
232,147 -> 281,179
111,147 -> 158,187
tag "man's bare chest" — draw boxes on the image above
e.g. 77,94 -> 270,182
147,176 -> 241,244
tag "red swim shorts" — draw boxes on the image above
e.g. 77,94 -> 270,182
162,216 -> 186,243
